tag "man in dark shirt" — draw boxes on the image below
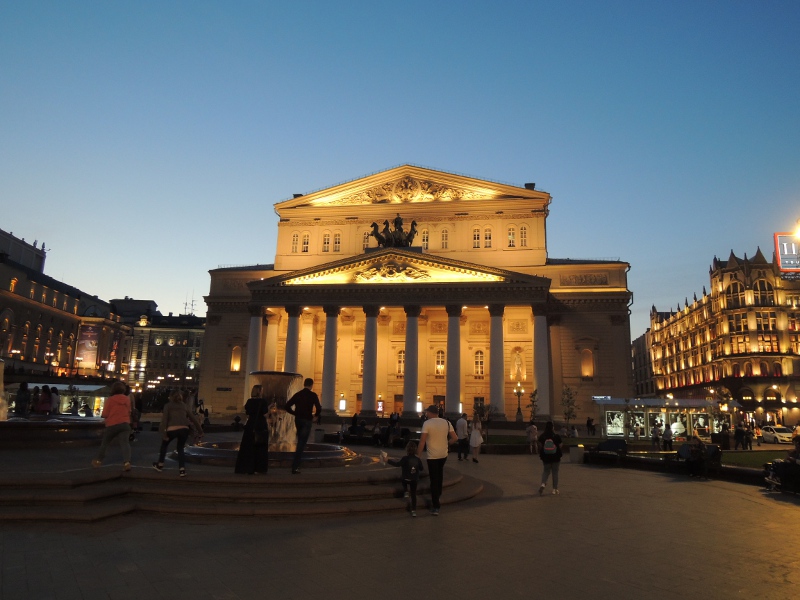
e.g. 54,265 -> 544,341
285,378 -> 321,474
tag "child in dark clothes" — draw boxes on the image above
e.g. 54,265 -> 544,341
387,441 -> 424,517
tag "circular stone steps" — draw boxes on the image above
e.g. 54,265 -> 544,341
0,463 -> 484,521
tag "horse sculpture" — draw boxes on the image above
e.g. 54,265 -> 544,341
369,222 -> 385,246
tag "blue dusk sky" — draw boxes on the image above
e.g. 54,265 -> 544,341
1,1 -> 798,338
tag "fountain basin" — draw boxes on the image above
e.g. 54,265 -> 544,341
182,440 -> 366,468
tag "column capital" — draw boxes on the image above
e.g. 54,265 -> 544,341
363,305 -> 381,318
404,305 -> 422,318
488,304 -> 505,317
285,305 -> 302,318
445,304 -> 463,317
323,305 -> 341,317
248,305 -> 266,318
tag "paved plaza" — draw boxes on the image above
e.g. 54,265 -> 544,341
1,433 -> 799,600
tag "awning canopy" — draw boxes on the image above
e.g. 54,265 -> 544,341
592,397 -> 742,410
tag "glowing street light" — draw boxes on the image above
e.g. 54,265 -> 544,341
514,382 -> 525,422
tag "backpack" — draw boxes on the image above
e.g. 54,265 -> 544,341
542,438 -> 558,455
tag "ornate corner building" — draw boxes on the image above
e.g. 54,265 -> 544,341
648,248 -> 800,424
199,165 -> 633,419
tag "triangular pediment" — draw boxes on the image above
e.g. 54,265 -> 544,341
275,164 -> 549,210
252,249 -> 549,288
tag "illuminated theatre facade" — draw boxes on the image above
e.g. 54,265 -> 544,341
199,166 -> 633,419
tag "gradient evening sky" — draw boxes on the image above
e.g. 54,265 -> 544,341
2,1 -> 799,338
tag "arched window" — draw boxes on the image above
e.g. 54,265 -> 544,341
435,350 -> 445,377
745,363 -> 753,377
474,350 -> 484,376
397,350 -> 405,375
421,229 -> 429,250
760,361 -> 769,376
507,226 -> 516,248
230,346 -> 241,372
484,228 -> 492,248
333,232 -> 341,252
581,349 -> 594,378
322,232 -> 330,252
732,363 -> 741,377
472,227 -> 481,248
291,233 -> 299,253
753,280 -> 775,306
725,282 -> 745,308
362,231 -> 370,250
520,225 -> 528,247
301,233 -> 309,253
9,278 -> 17,292
441,229 -> 449,250
774,362 -> 783,377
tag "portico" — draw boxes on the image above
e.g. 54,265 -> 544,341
245,248 -> 551,419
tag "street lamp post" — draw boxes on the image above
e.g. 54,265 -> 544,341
514,382 -> 524,422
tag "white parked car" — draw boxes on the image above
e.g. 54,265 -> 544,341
761,426 -> 794,444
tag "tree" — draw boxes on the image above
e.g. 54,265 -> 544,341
561,385 -> 577,427
526,388 -> 539,422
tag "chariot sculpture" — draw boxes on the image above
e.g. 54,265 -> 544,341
370,213 -> 418,248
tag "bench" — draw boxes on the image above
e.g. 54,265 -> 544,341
584,439 -> 628,464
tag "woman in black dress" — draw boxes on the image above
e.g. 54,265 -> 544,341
235,385 -> 269,474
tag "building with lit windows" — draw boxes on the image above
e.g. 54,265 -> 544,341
199,165 -> 633,419
118,306 -> 204,403
1,228 -> 131,382
648,248 -> 800,426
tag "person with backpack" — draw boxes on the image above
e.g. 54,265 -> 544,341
537,421 -> 563,495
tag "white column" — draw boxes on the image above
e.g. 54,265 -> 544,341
320,305 -> 340,417
533,306 -> 551,418
245,310 -> 264,404
402,305 -> 421,418
360,306 -> 379,417
284,305 -> 301,373
263,314 -> 280,371
445,304 -> 462,418
489,304 -> 507,419
297,312 -> 315,380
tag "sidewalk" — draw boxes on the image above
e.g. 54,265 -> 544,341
1,434 -> 799,600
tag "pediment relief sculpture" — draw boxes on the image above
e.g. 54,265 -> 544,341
328,175 -> 489,206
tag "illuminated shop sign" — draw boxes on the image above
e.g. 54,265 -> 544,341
775,232 -> 800,273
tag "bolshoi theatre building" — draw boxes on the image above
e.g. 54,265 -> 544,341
198,165 -> 633,421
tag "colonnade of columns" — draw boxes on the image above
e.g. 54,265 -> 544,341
246,303 -> 551,419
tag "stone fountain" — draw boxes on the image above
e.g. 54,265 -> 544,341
183,371 -> 364,468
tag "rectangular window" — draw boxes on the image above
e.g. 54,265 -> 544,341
422,230 -> 429,250
322,233 -> 330,252
473,228 -> 481,248
484,228 -> 492,248
520,226 -> 528,247
441,230 -> 448,250
333,233 -> 341,252
507,227 -> 515,248
302,234 -> 309,253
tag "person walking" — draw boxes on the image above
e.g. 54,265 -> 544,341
455,413 -> 469,461
469,419 -> 483,463
650,423 -> 661,450
235,385 -> 270,474
416,404 -> 457,515
387,441 -> 424,517
285,378 -> 321,474
92,381 -> 133,471
537,421 -> 563,495
152,391 -> 203,477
